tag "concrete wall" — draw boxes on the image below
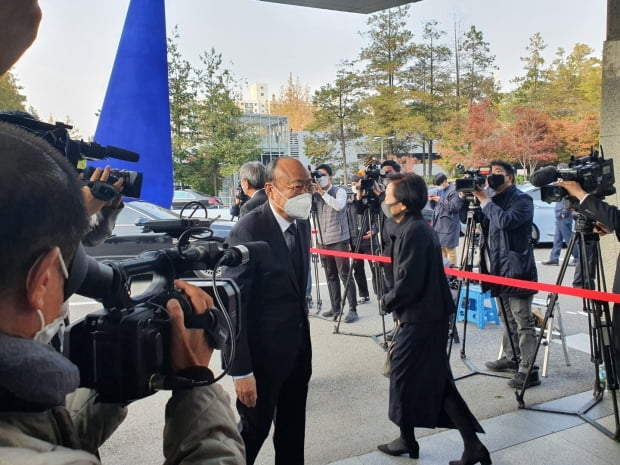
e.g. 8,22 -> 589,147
599,1 -> 620,290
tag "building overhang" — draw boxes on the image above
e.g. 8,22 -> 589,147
258,0 -> 422,14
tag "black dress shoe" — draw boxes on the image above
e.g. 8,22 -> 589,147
377,437 -> 419,459
449,443 -> 491,465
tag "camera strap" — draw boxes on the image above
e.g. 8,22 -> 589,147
151,367 -> 215,391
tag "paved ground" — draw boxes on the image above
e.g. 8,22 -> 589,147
67,245 -> 620,464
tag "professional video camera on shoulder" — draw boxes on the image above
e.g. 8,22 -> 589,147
357,158 -> 390,192
0,111 -> 143,199
65,221 -> 269,404
455,164 -> 490,196
530,148 -> 615,204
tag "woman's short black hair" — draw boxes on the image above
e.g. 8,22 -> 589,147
389,172 -> 428,214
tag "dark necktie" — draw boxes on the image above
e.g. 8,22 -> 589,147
285,222 -> 297,252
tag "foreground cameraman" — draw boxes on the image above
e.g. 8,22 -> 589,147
560,179 -> 620,388
0,123 -> 244,464
472,160 -> 540,389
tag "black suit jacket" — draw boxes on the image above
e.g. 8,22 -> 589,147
240,189 -> 268,217
221,201 -> 311,376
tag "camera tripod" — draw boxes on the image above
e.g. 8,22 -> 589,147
517,213 -> 619,440
449,199 -> 517,381
332,199 -> 391,347
308,195 -> 325,315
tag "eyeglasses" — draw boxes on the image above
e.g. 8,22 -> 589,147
274,180 -> 312,195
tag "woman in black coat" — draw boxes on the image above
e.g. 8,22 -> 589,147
378,173 -> 490,465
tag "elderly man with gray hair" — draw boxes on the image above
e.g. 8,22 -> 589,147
230,161 -> 268,218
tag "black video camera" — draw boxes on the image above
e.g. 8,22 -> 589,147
455,165 -> 489,194
0,111 -> 143,198
534,149 -> 616,203
235,182 -> 250,203
308,166 -> 324,183
82,165 -> 143,199
359,159 -> 386,193
65,228 -> 269,403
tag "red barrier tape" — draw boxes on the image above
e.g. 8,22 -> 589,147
309,247 -> 391,263
309,246 -> 620,304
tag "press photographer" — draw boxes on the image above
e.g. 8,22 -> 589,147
531,150 -> 615,289
0,122 -> 244,464
471,160 -> 540,389
312,163 -> 358,322
353,159 -> 401,339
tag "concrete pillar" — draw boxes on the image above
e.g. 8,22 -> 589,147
599,0 -> 620,290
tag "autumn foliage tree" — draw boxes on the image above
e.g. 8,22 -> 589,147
270,73 -> 315,131
499,106 -> 559,175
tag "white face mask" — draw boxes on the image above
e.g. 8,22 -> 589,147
318,176 -> 329,188
272,185 -> 312,220
33,302 -> 69,350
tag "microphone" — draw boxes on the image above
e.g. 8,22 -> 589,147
530,166 -> 559,187
79,141 -> 140,162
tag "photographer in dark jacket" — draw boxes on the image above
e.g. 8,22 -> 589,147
472,160 -> 540,389
560,179 -> 620,389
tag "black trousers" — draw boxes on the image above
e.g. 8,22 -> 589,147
237,339 -> 312,465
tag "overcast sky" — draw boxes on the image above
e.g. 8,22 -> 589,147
12,0 -> 607,138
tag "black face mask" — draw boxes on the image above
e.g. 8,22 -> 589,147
487,174 -> 505,190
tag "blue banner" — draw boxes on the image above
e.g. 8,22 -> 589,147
94,0 -> 172,208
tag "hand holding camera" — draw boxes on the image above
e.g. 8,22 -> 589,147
558,180 -> 587,201
167,279 -> 215,373
81,165 -> 124,216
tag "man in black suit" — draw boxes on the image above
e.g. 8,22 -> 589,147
221,156 -> 313,465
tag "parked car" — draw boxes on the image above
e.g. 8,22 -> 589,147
85,200 -> 234,261
518,182 -> 556,245
172,189 -> 223,210
459,182 -> 556,245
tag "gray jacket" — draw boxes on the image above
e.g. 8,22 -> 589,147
315,185 -> 350,246
0,334 -> 244,464
0,386 -> 244,464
